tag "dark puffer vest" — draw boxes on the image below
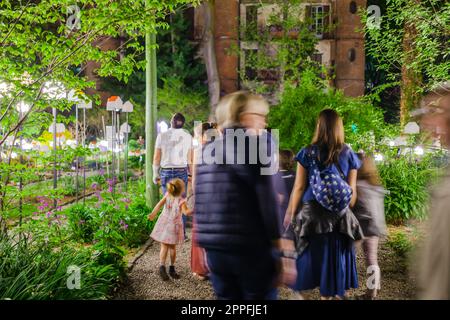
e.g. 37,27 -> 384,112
194,127 -> 281,253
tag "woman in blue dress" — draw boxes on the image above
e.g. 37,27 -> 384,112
283,109 -> 364,299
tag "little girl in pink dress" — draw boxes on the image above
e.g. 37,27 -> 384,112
149,178 -> 192,280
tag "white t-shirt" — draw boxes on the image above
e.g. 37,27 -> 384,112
155,128 -> 193,168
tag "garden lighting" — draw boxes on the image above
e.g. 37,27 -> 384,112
157,120 -> 169,133
374,153 -> 384,162
414,146 -> 424,156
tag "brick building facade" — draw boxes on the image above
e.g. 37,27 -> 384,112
194,0 -> 366,97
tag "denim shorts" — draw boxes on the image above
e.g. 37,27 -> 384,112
160,168 -> 188,195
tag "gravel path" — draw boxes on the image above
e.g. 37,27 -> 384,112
115,228 -> 416,300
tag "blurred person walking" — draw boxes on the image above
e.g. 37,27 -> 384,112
417,90 -> 450,300
274,149 -> 296,232
353,153 -> 387,299
189,122 -> 219,281
194,91 -> 296,300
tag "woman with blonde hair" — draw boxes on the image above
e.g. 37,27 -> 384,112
283,109 -> 364,299
194,91 -> 296,300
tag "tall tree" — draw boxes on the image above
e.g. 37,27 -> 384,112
199,0 -> 220,114
363,0 -> 449,125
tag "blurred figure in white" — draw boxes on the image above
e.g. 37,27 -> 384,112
417,83 -> 450,300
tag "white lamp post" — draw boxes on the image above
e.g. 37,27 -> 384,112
121,100 -> 133,191
106,96 -> 123,195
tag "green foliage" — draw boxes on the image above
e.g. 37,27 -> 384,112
100,8 -> 208,137
0,236 -> 121,299
156,77 -> 209,131
129,155 -> 145,170
236,0 -> 322,94
66,204 -> 97,243
268,70 -> 396,152
128,139 -> 140,151
121,195 -> 155,248
363,0 -> 450,95
0,0 -> 199,145
378,152 -> 441,224
385,229 -> 414,258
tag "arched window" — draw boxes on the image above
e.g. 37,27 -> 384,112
348,48 -> 356,62
349,1 -> 357,14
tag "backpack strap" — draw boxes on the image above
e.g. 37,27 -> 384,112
335,162 -> 346,179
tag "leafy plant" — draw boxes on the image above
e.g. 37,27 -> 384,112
0,235 -> 121,300
66,204 -> 97,243
120,195 -> 154,248
385,229 -> 414,257
268,70 -> 396,153
378,153 -> 440,224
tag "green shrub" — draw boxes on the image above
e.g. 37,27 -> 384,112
129,154 -> 145,169
0,236 -> 121,299
120,193 -> 156,247
268,70 -> 397,153
385,230 -> 413,258
378,154 -> 440,224
92,203 -> 127,269
66,204 -> 97,243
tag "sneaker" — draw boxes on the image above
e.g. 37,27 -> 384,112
169,265 -> 180,279
158,265 -> 169,281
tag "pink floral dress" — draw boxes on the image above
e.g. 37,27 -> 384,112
150,195 -> 184,245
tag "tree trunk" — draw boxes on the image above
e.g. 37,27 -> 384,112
200,0 -> 220,118
399,4 -> 422,126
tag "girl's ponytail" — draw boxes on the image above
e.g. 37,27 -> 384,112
166,178 -> 184,197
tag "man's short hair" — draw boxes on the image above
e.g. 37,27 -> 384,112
171,113 -> 185,129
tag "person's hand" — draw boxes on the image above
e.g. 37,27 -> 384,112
152,176 -> 160,185
148,213 -> 156,221
283,212 -> 292,229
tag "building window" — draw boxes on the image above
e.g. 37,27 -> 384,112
246,5 -> 258,28
307,5 -> 331,39
348,48 -> 356,62
244,49 -> 258,80
349,1 -> 357,14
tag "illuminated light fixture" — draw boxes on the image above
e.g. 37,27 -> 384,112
66,139 -> 76,148
157,121 -> 169,133
374,153 -> 383,162
16,101 -> 31,114
414,146 -> 424,156
49,123 -> 66,134
404,122 -> 420,135
77,99 -> 92,109
21,142 -> 33,151
106,96 -> 123,111
43,81 -> 66,99
122,101 -> 133,113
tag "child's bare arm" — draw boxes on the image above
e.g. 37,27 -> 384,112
148,195 -> 167,220
180,202 -> 193,216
